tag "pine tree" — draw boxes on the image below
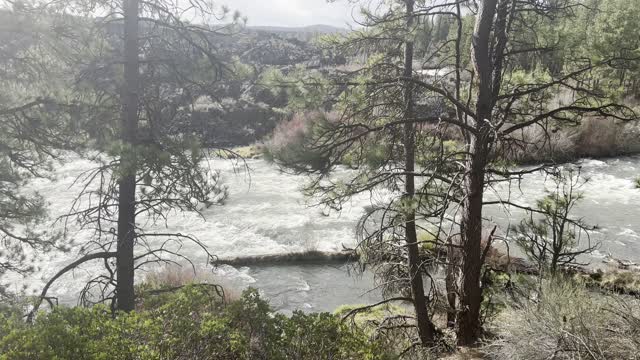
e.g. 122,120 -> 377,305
25,0 -> 242,314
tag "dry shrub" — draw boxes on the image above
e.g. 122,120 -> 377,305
141,264 -> 240,303
595,269 -> 640,294
485,280 -> 640,360
266,112 -> 341,152
499,124 -> 578,163
269,113 -> 638,166
264,111 -> 342,170
558,116 -> 640,159
500,117 -> 640,163
575,117 -> 622,157
267,112 -> 314,153
615,119 -> 640,154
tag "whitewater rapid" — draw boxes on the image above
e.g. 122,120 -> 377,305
8,155 -> 640,312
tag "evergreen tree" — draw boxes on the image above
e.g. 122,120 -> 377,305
0,4 -> 80,293
269,0 -> 637,346
25,0 -> 242,314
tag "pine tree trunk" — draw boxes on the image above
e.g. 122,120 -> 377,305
402,0 -> 435,346
456,0 -> 498,345
446,3 -> 465,329
445,243 -> 459,328
116,0 -> 139,312
457,146 -> 488,345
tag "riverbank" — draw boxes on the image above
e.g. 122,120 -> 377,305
255,114 -> 640,165
502,117 -> 640,165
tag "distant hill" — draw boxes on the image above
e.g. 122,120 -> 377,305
248,24 -> 348,35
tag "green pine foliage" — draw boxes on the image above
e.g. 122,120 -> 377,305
0,7 -> 78,283
511,169 -> 594,276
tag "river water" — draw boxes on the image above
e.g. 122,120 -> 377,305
7,155 -> 640,313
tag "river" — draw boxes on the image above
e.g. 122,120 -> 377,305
7,155 -> 640,313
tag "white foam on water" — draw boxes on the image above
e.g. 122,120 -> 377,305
7,154 -> 640,304
212,265 -> 257,285
296,281 -> 311,292
617,228 -> 640,238
580,159 -> 608,168
8,155 -> 370,298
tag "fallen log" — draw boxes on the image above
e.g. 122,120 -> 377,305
215,250 -> 360,267
216,246 -> 640,297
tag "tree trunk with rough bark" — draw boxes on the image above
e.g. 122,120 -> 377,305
402,0 -> 435,346
116,0 -> 139,312
445,240 -> 459,328
456,0 -> 498,346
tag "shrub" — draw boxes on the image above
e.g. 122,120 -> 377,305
0,287 -> 388,360
499,123 -> 578,163
498,117 -> 640,164
588,269 -> 640,294
417,230 -> 438,253
263,111 -> 337,171
278,311 -> 386,360
0,306 -> 161,360
574,117 -> 621,157
485,280 -> 640,359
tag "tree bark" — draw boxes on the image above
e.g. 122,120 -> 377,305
116,0 -> 140,312
445,242 -> 459,328
457,141 -> 489,345
457,0 -> 498,346
402,0 -> 435,346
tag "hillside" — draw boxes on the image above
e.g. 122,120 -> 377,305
248,24 -> 347,34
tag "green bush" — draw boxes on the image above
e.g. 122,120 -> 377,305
0,287 -> 389,360
0,306 -> 161,360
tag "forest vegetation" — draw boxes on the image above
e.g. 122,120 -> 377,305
1,0 -> 640,358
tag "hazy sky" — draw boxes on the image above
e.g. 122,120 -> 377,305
223,0 -> 357,28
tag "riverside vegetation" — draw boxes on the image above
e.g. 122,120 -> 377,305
2,0 -> 640,358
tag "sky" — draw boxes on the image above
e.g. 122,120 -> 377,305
222,0 -> 357,28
